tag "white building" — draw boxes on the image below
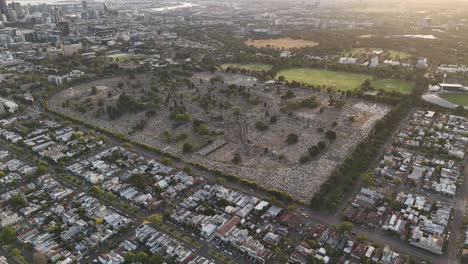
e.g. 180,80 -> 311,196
416,58 -> 428,69
369,56 -> 379,68
339,57 -> 358,65
63,44 -> 83,57
0,97 -> 18,114
48,70 -> 85,85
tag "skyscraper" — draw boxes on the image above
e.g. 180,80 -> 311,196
82,0 -> 88,11
58,21 -> 70,36
0,0 -> 8,21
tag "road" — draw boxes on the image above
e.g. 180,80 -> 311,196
447,157 -> 468,264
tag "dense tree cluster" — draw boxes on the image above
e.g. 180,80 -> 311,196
282,95 -> 319,111
310,102 -> 411,210
107,94 -> 148,120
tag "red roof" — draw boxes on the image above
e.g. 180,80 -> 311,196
279,212 -> 303,226
217,216 -> 241,236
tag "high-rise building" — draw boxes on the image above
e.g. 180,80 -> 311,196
58,21 -> 70,36
82,0 -> 88,11
12,2 -> 23,19
52,7 -> 62,23
421,17 -> 432,30
0,0 -> 8,21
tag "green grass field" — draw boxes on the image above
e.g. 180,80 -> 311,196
439,93 -> 468,107
221,63 -> 273,72
275,68 -> 413,93
372,79 -> 413,94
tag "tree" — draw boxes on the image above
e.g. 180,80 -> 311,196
362,173 -> 375,186
147,214 -> 163,225
325,130 -> 337,140
90,185 -> 103,196
147,254 -> 164,264
161,157 -> 172,166
274,246 -> 288,264
393,178 -> 403,185
361,79 -> 373,91
356,234 -> 368,243
182,142 -> 194,153
135,252 -> 148,262
287,205 -> 297,213
232,153 -> 242,164
308,145 -> 320,157
183,166 -> 193,175
299,154 -> 311,164
90,86 -> 98,95
286,133 -> 298,144
35,164 -> 48,176
317,141 -> 326,150
128,174 -> 148,190
95,218 -> 104,225
339,221 -> 354,233
122,142 -> 132,149
216,177 -> 225,184
10,248 -> 24,262
232,107 -> 241,116
7,195 -> 26,209
281,90 -> 295,99
255,121 -> 269,131
0,226 -> 16,244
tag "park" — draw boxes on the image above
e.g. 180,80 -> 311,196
439,92 -> 468,107
275,68 -> 414,94
244,38 -> 319,49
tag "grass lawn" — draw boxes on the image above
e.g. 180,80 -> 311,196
245,38 -> 319,49
372,79 -> 413,94
220,63 -> 272,71
275,68 -> 413,93
439,93 -> 468,107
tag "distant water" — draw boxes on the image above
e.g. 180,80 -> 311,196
9,0 -> 80,4
152,2 -> 196,12
386,35 -> 437,39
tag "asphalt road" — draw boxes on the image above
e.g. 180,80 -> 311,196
447,157 -> 468,264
